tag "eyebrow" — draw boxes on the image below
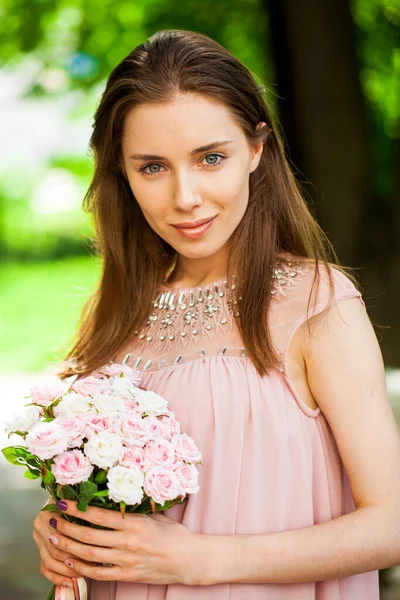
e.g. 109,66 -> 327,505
129,140 -> 234,161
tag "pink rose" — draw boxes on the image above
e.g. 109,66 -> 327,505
174,462 -> 200,494
172,433 -> 202,463
158,413 -> 181,439
119,446 -> 147,470
146,417 -> 173,440
54,416 -> 87,448
113,415 -> 151,447
85,415 -> 115,439
26,422 -> 68,460
30,377 -> 68,407
145,437 -> 175,467
51,449 -> 94,485
99,363 -> 141,385
144,466 -> 183,505
73,375 -> 110,397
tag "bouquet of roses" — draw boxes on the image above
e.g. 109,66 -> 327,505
1,359 -> 203,600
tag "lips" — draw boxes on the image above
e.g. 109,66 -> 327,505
172,215 -> 217,239
172,216 -> 217,229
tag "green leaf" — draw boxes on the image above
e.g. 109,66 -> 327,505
47,583 -> 56,600
42,468 -> 55,484
26,457 -> 41,470
24,467 -> 41,479
93,489 -> 109,497
79,480 -> 97,502
2,446 -> 32,466
94,469 -> 108,484
62,485 -> 78,500
77,499 -> 88,511
51,397 -> 63,408
41,504 -> 58,512
95,496 -> 107,504
158,500 -> 173,510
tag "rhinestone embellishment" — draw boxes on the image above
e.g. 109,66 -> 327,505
270,259 -> 304,296
133,258 -> 303,349
141,278 -> 236,346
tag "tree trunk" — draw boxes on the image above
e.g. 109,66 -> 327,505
264,0 -> 400,366
264,0 -> 374,265
376,140 -> 400,367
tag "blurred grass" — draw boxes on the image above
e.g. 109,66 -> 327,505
0,256 -> 101,373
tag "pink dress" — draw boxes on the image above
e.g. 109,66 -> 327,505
88,255 -> 380,599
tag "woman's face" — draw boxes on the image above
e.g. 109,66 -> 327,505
122,93 -> 264,267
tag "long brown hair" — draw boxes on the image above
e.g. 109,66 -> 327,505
57,29 -> 343,380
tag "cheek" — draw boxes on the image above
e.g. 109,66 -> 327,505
137,199 -> 173,245
212,164 -> 250,207
213,171 -> 250,222
139,199 -> 167,224
127,175 -> 169,221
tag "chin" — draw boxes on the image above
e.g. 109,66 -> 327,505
173,241 -> 224,260
175,248 -> 219,259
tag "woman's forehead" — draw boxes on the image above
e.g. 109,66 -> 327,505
122,97 -> 242,154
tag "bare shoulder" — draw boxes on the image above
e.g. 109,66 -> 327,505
277,253 -> 364,411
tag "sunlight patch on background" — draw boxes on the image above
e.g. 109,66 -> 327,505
0,62 -> 92,172
31,169 -> 83,214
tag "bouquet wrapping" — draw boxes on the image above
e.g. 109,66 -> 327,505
2,358 -> 202,600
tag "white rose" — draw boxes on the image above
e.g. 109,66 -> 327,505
91,392 -> 125,416
53,391 -> 92,418
107,465 -> 144,505
4,405 -> 41,434
134,389 -> 169,417
84,432 -> 123,468
109,376 -> 136,401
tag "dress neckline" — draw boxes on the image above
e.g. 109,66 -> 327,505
159,275 -> 232,295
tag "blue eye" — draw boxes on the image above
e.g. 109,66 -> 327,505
203,153 -> 226,166
139,153 -> 227,176
139,163 -> 163,175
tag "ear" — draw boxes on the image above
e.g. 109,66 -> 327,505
249,121 -> 267,173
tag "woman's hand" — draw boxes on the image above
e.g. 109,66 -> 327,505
32,500 -> 82,589
47,500 -> 204,585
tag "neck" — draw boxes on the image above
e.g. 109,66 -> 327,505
166,246 -> 230,288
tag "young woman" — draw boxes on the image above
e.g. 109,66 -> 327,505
32,29 -> 400,599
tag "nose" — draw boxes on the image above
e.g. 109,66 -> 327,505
172,169 -> 203,211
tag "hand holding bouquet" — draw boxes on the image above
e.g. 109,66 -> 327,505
2,360 -> 203,600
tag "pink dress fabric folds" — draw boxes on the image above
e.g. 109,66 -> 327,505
88,256 -> 380,599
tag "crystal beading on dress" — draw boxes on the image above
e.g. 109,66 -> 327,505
138,278 -> 239,346
121,257 -> 304,372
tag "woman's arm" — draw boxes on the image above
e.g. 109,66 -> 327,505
193,296 -> 400,585
195,500 -> 398,584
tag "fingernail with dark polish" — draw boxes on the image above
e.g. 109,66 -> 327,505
56,500 -> 68,511
49,518 -> 57,529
